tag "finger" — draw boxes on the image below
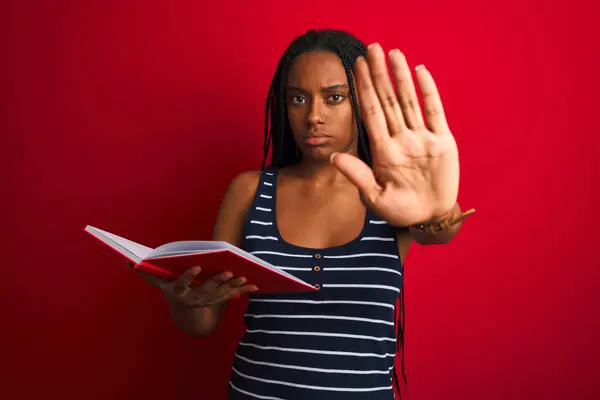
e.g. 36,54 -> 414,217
366,44 -> 407,136
140,273 -> 169,287
330,152 -> 382,206
205,284 -> 259,306
200,271 -> 234,292
354,49 -> 391,146
125,261 -> 168,287
206,276 -> 248,301
125,260 -> 143,272
171,266 -> 202,295
389,50 -> 425,130
414,65 -> 449,133
223,276 -> 248,289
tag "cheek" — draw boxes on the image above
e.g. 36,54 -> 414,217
335,104 -> 356,129
287,107 -> 306,131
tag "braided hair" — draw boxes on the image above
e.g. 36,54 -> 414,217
260,28 -> 408,398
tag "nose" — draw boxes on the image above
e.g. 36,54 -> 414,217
307,99 -> 325,126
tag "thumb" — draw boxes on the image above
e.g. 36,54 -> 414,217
330,152 -> 381,203
171,266 -> 202,295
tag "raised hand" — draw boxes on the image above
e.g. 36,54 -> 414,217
331,43 -> 460,227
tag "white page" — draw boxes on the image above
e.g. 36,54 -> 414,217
148,240 -> 309,285
211,241 -> 310,284
148,241 -> 230,258
85,226 -> 154,261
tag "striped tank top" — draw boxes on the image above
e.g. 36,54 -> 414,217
228,167 -> 405,400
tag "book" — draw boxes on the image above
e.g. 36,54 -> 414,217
84,225 -> 317,294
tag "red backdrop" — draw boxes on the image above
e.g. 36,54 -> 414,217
3,0 -> 599,399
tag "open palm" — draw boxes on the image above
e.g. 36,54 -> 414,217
332,43 -> 460,227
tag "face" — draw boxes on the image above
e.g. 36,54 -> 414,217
285,51 -> 359,163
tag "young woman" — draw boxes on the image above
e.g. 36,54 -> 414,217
135,29 -> 474,400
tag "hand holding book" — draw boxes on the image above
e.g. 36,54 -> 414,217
126,260 -> 258,307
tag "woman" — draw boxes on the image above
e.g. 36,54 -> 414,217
136,29 -> 474,399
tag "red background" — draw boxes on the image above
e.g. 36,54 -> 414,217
3,0 -> 599,399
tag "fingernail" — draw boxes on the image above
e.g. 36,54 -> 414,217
389,49 -> 399,56
191,266 -> 201,274
415,64 -> 426,71
329,152 -> 338,164
251,286 -> 259,291
368,42 -> 380,50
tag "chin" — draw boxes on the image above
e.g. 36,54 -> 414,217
299,145 -> 335,163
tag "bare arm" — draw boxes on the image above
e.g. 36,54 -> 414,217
164,170 -> 261,337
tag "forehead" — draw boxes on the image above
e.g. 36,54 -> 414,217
286,51 -> 348,87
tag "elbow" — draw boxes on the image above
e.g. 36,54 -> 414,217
178,325 -> 215,338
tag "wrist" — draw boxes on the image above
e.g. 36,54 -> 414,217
411,203 -> 475,233
411,203 -> 459,227
429,204 -> 460,224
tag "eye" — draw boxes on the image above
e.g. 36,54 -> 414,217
328,94 -> 345,103
291,95 -> 306,105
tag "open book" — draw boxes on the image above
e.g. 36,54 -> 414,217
84,225 -> 317,294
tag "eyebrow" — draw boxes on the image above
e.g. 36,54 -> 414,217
287,84 -> 349,93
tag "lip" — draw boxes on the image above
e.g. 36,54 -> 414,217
303,132 -> 331,146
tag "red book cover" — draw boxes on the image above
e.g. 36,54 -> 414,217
84,225 -> 317,294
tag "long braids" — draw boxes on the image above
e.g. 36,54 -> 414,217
260,28 -> 407,398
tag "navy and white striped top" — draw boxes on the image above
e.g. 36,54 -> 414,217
228,168 -> 404,400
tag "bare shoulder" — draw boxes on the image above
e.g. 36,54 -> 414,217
227,170 -> 262,195
212,170 -> 262,245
